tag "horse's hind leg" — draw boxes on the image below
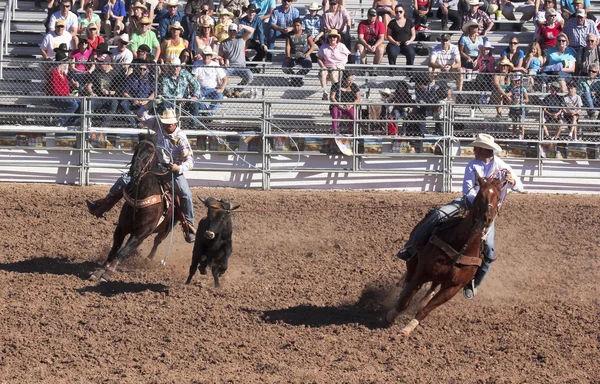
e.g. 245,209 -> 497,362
90,225 -> 126,281
99,230 -> 152,282
400,282 -> 462,337
420,282 -> 440,308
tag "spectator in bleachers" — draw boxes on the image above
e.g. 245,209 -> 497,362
220,23 -> 256,97
537,8 -> 563,51
322,0 -> 345,12
101,0 -> 127,44
534,0 -> 564,32
372,0 -> 397,28
41,20 -> 75,60
121,59 -> 155,127
111,33 -> 134,63
523,41 -> 543,87
239,4 -> 268,62
135,43 -> 152,60
69,35 -> 94,93
130,17 -> 162,60
160,21 -> 190,63
575,33 -> 599,75
215,9 -> 235,42
459,20 -> 484,73
436,0 -> 461,31
492,58 -> 513,117
221,0 -> 248,19
127,2 -> 150,36
571,0 -> 596,21
563,9 -> 599,52
252,0 -> 276,22
158,0 -> 191,41
386,4 -> 416,66
86,24 -> 105,50
413,0 -> 433,28
194,21 -> 218,56
501,36 -> 525,69
462,0 -> 494,38
579,62 -> 600,118
563,80 -> 582,138
192,47 -> 228,116
507,74 -> 528,139
390,81 -> 413,134
428,33 -> 463,92
283,18 -> 314,86
318,29 -> 351,100
540,32 -> 576,91
180,48 -> 194,65
502,0 -> 536,30
322,0 -> 352,51
475,40 -> 495,73
78,4 -> 101,34
87,47 -> 120,126
560,0 -> 592,21
303,2 -> 324,47
47,50 -> 81,126
162,57 -> 202,123
267,0 -> 300,50
329,70 -> 360,134
187,0 -> 215,18
49,0 -> 79,47
543,81 -> 564,138
356,8 -> 386,66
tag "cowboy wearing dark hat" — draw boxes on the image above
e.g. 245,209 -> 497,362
238,3 -> 268,61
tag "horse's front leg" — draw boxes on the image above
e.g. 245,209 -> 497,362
99,228 -> 153,282
384,277 -> 423,326
89,225 -> 126,281
147,227 -> 172,261
420,282 -> 440,308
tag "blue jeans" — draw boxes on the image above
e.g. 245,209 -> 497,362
54,98 -> 80,126
226,67 -> 253,91
386,43 -> 415,66
91,98 -> 118,126
282,57 -> 312,75
200,87 -> 223,115
475,221 -> 495,287
267,28 -> 289,50
120,100 -> 138,127
582,91 -> 598,115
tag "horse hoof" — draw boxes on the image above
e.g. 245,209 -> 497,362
89,269 -> 104,281
384,309 -> 398,325
400,329 -> 412,337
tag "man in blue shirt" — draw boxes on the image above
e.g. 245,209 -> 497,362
121,59 -> 155,127
251,0 -> 276,20
267,0 -> 299,49
239,3 -> 268,62
157,0 -> 190,41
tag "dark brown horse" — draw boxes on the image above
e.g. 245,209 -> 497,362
385,175 -> 504,336
89,137 -> 183,282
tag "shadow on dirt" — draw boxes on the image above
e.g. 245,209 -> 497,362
77,282 -> 169,297
0,256 -> 99,279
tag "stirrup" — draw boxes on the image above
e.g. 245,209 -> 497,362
463,279 -> 477,300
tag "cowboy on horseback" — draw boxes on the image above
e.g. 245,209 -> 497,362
396,133 -> 524,299
86,107 -> 197,243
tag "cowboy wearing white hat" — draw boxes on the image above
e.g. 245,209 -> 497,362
462,0 -> 495,37
158,0 -> 190,40
397,132 -> 524,300
191,46 -> 228,116
303,2 -> 324,43
86,105 -> 197,243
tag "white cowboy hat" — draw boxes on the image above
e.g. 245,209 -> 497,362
202,46 -> 216,56
159,108 -> 179,125
478,40 -> 494,50
165,0 -> 179,7
468,0 -> 484,5
461,19 -> 480,34
379,88 -> 393,96
306,1 -> 322,10
218,8 -> 235,17
487,3 -> 498,13
470,133 -> 502,152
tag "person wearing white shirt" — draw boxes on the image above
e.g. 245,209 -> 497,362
396,134 -> 524,299
48,0 -> 78,42
40,19 -> 74,60
192,47 -> 228,116
428,33 -> 464,91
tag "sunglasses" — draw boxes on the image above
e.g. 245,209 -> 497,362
510,42 -> 518,45
63,4 -> 71,7
328,35 -> 338,38
139,67 -> 148,70
56,25 -> 65,28
557,39 -> 567,42
591,70 -> 599,73
587,40 -> 596,43
397,10 -> 404,13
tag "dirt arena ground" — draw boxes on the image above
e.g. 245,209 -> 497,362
0,183 -> 599,383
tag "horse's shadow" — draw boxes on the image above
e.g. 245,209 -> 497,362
76,282 -> 169,297
0,256 -> 98,279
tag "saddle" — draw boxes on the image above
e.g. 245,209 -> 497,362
427,216 -> 483,267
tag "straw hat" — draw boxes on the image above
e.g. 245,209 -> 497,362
487,3 -> 498,13
462,19 -> 480,34
55,19 -> 66,27
306,1 -> 322,11
202,46 -> 216,56
159,109 -> 179,125
218,8 -> 234,17
168,21 -> 185,31
327,29 -> 341,38
498,57 -> 514,69
140,16 -> 152,24
165,0 -> 179,7
470,133 -> 502,153
132,2 -> 147,11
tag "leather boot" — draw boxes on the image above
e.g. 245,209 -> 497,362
86,189 -> 123,218
184,222 -> 196,244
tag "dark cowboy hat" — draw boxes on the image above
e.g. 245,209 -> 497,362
55,50 -> 69,61
94,42 -> 112,55
55,43 -> 72,52
246,3 -> 261,13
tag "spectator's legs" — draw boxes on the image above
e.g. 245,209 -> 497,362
174,174 -> 194,227
400,44 -> 416,66
119,100 -> 137,127
436,7 -> 449,30
331,106 -> 341,134
282,59 -> 295,75
267,29 -> 286,50
474,222 -> 495,288
319,69 -> 328,88
246,39 -> 266,61
356,43 -> 367,64
202,88 -> 223,115
386,43 -> 400,65
373,45 -> 385,65
451,68 -> 464,91
101,99 -> 119,126
54,99 -> 80,126
297,57 -> 312,75
413,10 -> 427,26
447,9 -> 461,30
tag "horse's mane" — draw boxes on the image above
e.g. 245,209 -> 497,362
129,135 -> 166,185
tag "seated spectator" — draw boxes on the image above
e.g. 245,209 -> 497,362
507,74 -> 529,139
563,80 -> 583,139
78,3 -> 100,34
437,0 -> 461,31
252,0 -> 276,22
386,4 -> 415,66
239,4 -> 268,63
135,44 -> 152,61
522,41 -> 544,88
462,0 -> 494,38
121,59 -> 155,127
502,36 -> 525,70
428,33 -> 463,92
355,8 -> 386,66
329,70 -> 360,134
492,58 -> 514,117
303,2 -> 324,50
162,57 -> 201,125
472,41 -> 495,95
101,0 -> 126,43
217,0 -> 245,18
570,0 -> 596,21
502,0 -> 536,29
160,21 -> 189,63
534,0 -> 564,32
49,0 -> 78,43
459,20 -> 484,72
537,9 -> 562,52
192,47 -> 228,116
127,2 -> 151,36
69,35 -> 94,92
575,33 -> 600,76
130,17 -> 162,61
158,0 -> 190,41
268,0 -> 300,50
322,0 -> 346,11
86,24 -> 105,50
561,0 -> 592,21
283,18 -> 314,86
389,80 -> 413,134
219,23 -> 255,97
413,0 -> 433,29
215,9 -> 235,42
372,0 -> 397,27
179,49 -> 194,65
322,0 -> 352,51
543,81 -> 564,138
194,21 -> 218,56
187,0 -> 215,18
86,45 -> 119,126
540,33 -> 576,92
41,20 -> 75,60
563,9 -> 599,52
579,62 -> 600,119
111,33 -> 133,64
47,50 -> 80,126
317,29 -> 351,100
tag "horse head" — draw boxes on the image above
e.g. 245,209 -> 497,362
471,175 -> 502,230
129,135 -> 169,184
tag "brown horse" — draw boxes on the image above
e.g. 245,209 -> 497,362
385,175 -> 504,336
89,137 -> 185,282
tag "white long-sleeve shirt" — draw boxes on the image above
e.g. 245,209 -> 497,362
462,156 -> 524,206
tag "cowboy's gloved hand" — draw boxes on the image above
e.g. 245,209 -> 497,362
169,163 -> 180,173
505,172 -> 515,185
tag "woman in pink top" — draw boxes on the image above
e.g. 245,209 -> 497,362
317,29 -> 351,100
70,35 -> 94,73
322,0 -> 352,49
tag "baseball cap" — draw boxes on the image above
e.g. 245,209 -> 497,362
367,8 -> 377,16
440,33 -> 451,41
137,44 -> 151,53
576,9 -> 586,17
55,20 -> 66,27
228,23 -> 238,31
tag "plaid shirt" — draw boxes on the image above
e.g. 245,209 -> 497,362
462,9 -> 493,35
564,18 -> 600,49
303,14 -> 322,39
161,69 -> 200,99
269,5 -> 299,29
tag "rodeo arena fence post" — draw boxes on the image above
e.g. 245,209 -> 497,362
0,60 -> 600,191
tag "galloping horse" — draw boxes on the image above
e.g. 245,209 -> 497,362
385,175 -> 505,336
89,136 -> 183,282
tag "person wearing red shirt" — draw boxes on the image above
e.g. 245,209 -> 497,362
537,9 -> 563,51
356,8 -> 386,65
46,51 -> 80,126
